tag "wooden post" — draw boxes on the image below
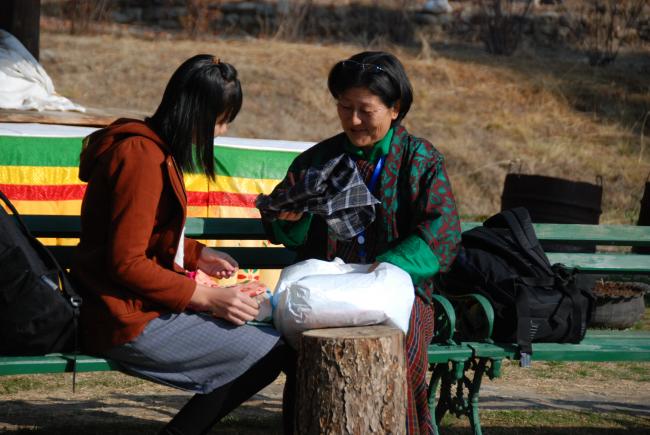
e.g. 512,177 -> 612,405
295,325 -> 406,434
0,0 -> 41,60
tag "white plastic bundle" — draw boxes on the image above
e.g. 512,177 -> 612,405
0,30 -> 85,112
272,258 -> 415,348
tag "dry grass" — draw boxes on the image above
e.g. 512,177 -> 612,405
38,28 -> 650,222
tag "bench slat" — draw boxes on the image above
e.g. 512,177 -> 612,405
53,247 -> 648,274
23,216 -> 650,246
460,222 -> 650,246
21,216 -> 270,240
427,344 -> 473,363
49,246 -> 297,270
546,253 -> 650,273
467,337 -> 650,362
0,354 -> 117,375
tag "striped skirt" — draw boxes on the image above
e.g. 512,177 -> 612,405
103,312 -> 280,394
406,296 -> 435,435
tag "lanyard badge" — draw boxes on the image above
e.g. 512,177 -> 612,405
357,155 -> 385,263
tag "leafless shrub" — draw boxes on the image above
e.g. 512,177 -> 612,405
180,0 -> 220,38
478,0 -> 535,55
273,0 -> 418,45
579,0 -> 647,66
273,0 -> 314,41
64,0 -> 112,35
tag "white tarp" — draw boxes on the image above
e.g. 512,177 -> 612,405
0,30 -> 85,112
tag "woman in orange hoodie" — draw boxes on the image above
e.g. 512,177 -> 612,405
72,55 -> 294,435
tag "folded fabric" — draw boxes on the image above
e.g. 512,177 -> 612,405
256,154 -> 380,240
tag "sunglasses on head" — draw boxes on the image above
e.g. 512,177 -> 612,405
340,60 -> 384,73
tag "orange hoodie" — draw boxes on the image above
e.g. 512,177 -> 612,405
72,119 -> 203,354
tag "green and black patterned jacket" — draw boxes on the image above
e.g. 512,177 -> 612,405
266,125 -> 462,301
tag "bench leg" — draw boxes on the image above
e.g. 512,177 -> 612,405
429,358 -> 488,435
428,363 -> 448,435
428,358 -> 491,435
466,358 -> 488,435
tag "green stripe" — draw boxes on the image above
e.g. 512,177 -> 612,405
0,136 -> 83,166
214,145 -> 297,179
0,136 -> 298,179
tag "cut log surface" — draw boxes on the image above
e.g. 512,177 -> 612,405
296,325 -> 406,435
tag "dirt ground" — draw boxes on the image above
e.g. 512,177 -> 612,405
1,362 -> 648,434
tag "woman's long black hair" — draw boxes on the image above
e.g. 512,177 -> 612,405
147,54 -> 242,180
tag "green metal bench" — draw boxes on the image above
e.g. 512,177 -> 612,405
0,215 -> 299,377
1,216 -> 649,435
427,223 -> 650,435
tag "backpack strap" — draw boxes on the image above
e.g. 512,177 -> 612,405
0,189 -> 29,234
500,208 -> 554,276
0,190 -> 82,303
514,281 -> 533,365
554,268 -> 589,343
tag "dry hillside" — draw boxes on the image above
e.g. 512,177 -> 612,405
39,26 -> 650,223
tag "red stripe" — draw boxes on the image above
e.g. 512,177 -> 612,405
0,184 -> 86,201
187,191 -> 257,208
0,184 -> 256,207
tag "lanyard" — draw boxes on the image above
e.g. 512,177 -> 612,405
357,155 -> 385,263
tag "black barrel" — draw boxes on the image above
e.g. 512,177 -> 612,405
632,178 -> 650,254
501,173 -> 603,253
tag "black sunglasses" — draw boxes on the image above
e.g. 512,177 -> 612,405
339,60 -> 385,73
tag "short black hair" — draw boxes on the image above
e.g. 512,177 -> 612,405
328,51 -> 413,126
147,54 -> 242,180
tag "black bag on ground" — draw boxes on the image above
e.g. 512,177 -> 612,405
0,190 -> 81,355
437,207 -> 594,361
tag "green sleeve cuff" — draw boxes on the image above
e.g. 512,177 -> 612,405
376,234 -> 440,284
270,214 -> 313,247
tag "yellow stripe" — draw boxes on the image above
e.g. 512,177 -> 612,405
10,200 -> 82,215
40,237 -> 78,246
0,166 -> 83,185
208,206 -> 261,218
184,173 -> 209,192
210,177 -> 279,195
0,166 -> 279,194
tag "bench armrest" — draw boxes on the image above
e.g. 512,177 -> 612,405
431,294 -> 457,345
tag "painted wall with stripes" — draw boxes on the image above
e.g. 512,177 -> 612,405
0,123 -> 313,286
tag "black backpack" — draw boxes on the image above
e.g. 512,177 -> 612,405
437,207 -> 594,364
0,190 -> 82,355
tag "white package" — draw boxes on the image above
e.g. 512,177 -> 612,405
272,258 -> 414,348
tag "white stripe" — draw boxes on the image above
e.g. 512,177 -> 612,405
0,122 -> 315,152
0,122 -> 97,137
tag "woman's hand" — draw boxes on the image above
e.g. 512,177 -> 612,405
237,280 -> 268,298
197,247 -> 238,279
277,211 -> 303,221
189,283 -> 260,325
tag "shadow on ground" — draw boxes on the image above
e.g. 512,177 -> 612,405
0,391 -> 283,435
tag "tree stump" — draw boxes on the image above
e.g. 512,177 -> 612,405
295,325 -> 406,435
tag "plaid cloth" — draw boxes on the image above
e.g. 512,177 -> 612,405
256,153 -> 380,240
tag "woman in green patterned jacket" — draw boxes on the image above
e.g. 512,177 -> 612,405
263,51 -> 462,434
